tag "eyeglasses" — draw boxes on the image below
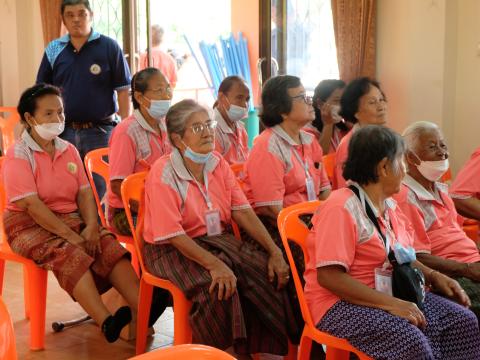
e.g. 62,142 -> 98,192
188,120 -> 217,134
146,86 -> 172,95
291,94 -> 313,105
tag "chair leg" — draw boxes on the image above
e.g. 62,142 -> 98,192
23,266 -> 30,319
26,263 -> 47,350
326,347 -> 350,360
0,258 -> 5,296
136,279 -> 153,355
298,335 -> 313,360
172,293 -> 191,345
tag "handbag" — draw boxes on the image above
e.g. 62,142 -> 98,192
349,185 -> 425,310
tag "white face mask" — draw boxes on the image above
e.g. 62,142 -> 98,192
33,121 -> 65,141
414,153 -> 449,181
330,104 -> 343,123
227,104 -> 248,122
146,98 -> 171,120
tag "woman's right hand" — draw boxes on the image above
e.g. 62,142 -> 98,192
65,231 -> 86,248
320,103 -> 335,125
208,260 -> 237,301
386,298 -> 426,328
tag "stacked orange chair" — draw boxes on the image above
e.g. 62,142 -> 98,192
128,344 -> 235,360
0,107 -> 20,153
0,296 -> 17,360
84,147 -> 140,274
322,153 -> 335,184
277,201 -> 372,360
0,157 -> 48,350
121,172 -> 192,355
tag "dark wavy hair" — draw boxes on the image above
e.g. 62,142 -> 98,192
17,84 -> 62,127
131,67 -> 165,110
312,79 -> 347,133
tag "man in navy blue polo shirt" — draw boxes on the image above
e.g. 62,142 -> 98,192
37,0 -> 131,199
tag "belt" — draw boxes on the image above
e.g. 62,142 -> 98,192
69,116 -> 116,130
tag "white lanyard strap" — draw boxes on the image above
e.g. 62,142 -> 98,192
188,168 -> 212,210
292,147 -> 311,179
359,188 -> 390,254
149,132 -> 165,154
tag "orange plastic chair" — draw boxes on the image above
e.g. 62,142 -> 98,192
322,153 -> 336,184
0,297 -> 17,360
128,344 -> 235,360
0,107 -> 20,153
439,168 -> 452,184
0,157 -> 48,350
463,219 -> 479,243
84,147 -> 139,274
121,172 -> 192,355
277,201 -> 372,360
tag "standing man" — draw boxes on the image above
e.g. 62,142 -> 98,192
37,0 -> 131,199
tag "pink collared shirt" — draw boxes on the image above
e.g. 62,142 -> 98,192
394,175 -> 480,263
3,131 -> 90,213
450,146 -> 480,201
139,47 -> 177,87
143,149 -> 251,244
107,110 -> 171,209
213,108 -> 249,165
304,186 -> 414,325
243,125 -> 331,209
303,123 -> 348,155
333,129 -> 354,189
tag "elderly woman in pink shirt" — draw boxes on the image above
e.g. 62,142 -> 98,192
2,84 -> 139,343
395,121 -> 480,319
306,125 -> 479,359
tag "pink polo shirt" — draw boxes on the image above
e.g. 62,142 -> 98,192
394,175 -> 480,263
333,129 -> 353,189
450,146 -> 480,201
243,125 -> 331,209
303,124 -> 348,155
213,108 -> 249,165
3,131 -> 90,213
107,110 -> 171,209
143,149 -> 251,243
304,186 -> 414,325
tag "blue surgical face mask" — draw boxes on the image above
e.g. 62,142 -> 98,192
182,141 -> 212,164
146,99 -> 171,120
227,104 -> 248,122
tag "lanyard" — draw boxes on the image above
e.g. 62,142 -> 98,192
292,146 -> 312,179
186,167 -> 213,210
331,128 -> 341,150
149,132 -> 165,154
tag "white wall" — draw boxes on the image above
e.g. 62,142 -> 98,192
377,0 -> 480,174
0,0 -> 44,107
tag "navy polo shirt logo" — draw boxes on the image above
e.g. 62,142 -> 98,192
90,64 -> 102,75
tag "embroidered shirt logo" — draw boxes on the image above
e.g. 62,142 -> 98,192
90,64 -> 101,75
67,162 -> 78,174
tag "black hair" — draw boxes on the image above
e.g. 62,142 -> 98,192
343,125 -> 405,185
260,75 -> 301,127
339,77 -> 385,124
17,84 -> 62,126
131,67 -> 164,109
61,0 -> 91,14
311,79 -> 347,132
213,75 -> 248,108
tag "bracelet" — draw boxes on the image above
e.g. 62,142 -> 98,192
426,270 -> 439,287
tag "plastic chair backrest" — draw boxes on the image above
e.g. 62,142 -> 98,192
277,200 -> 321,329
121,171 -> 148,274
0,157 -> 6,211
440,167 -> 452,183
84,147 -> 110,227
129,344 -> 235,360
0,297 -> 17,360
322,153 -> 335,181
0,107 -> 20,153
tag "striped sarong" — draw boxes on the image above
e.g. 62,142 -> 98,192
3,210 -> 129,296
143,233 -> 301,355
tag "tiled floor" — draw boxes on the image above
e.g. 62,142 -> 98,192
2,261 -> 174,360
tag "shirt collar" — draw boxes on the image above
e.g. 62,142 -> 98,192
271,124 -> 313,146
133,110 -> 157,134
214,108 -> 235,134
169,148 -> 220,181
21,131 -> 69,153
58,29 -> 101,44
403,174 -> 442,201
348,180 -> 397,216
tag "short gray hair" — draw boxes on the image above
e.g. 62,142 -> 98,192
402,121 -> 441,153
166,99 -> 211,145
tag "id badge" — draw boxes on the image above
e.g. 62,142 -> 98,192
205,209 -> 222,236
374,267 -> 393,295
306,177 -> 317,201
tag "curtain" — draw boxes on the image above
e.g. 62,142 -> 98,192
331,0 -> 376,83
39,0 -> 63,46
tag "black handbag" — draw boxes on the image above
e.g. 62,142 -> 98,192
349,186 -> 426,310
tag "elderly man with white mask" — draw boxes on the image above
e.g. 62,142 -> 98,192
393,121 -> 480,319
